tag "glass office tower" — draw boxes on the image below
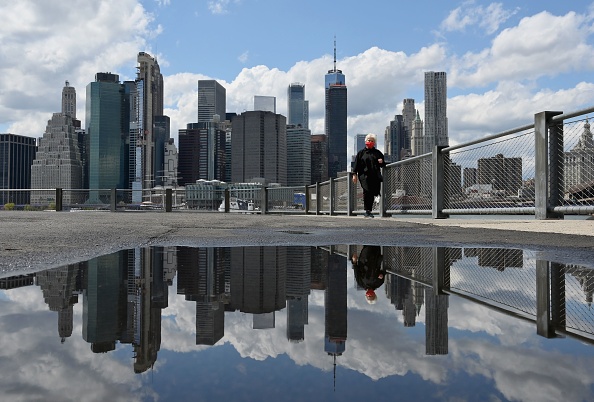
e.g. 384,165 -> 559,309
198,80 -> 226,123
288,83 -> 309,129
86,73 -> 125,201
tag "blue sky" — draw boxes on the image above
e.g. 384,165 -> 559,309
2,1 -> 594,153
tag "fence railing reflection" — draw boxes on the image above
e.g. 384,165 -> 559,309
376,244 -> 594,344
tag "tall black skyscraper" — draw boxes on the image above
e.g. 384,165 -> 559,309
0,134 -> 36,205
325,39 -> 347,179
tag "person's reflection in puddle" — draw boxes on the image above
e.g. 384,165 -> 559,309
351,245 -> 385,304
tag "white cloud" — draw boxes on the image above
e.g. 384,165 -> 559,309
238,51 -> 249,64
208,0 -> 230,15
440,1 -> 518,35
449,10 -> 594,88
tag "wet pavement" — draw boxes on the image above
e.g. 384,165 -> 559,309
0,211 -> 593,275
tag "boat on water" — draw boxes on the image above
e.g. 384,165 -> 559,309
218,197 -> 255,212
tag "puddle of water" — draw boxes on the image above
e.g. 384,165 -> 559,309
1,245 -> 593,401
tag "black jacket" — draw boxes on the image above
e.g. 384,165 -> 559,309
352,147 -> 386,196
353,245 -> 385,290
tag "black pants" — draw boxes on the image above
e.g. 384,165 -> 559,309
363,190 -> 375,211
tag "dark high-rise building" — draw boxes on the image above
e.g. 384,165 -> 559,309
385,115 -> 406,162
153,116 -> 170,186
0,133 -> 36,205
86,73 -> 126,200
231,111 -> 287,185
287,125 -> 311,186
402,98 -> 416,143
288,83 -> 309,128
223,113 -> 237,183
178,122 -> 226,185
82,251 -> 126,352
198,80 -> 226,123
477,153 -> 522,196
324,252 -> 347,359
229,246 -> 287,315
425,290 -> 449,355
463,167 -> 477,189
286,246 -> 311,342
311,134 -> 328,184
325,40 -> 347,179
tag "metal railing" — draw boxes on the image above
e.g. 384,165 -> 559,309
2,107 -> 594,218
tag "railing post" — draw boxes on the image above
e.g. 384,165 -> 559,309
347,172 -> 354,216
315,182 -> 320,215
329,177 -> 335,216
261,186 -> 268,215
379,167 -> 387,217
165,188 -> 172,212
55,188 -> 63,211
110,188 -> 116,212
224,188 -> 230,213
304,185 -> 310,214
535,111 -> 563,219
536,259 -> 556,338
550,262 -> 566,333
432,247 -> 449,295
432,146 -> 449,219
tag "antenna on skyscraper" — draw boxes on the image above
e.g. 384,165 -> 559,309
333,35 -> 337,73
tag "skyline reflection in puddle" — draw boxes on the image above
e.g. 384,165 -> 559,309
1,245 -> 593,401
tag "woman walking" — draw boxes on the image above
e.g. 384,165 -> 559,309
352,133 -> 386,218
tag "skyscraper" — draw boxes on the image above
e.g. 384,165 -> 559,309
153,115 -> 170,186
310,134 -> 328,184
286,246 -> 311,342
231,111 -> 287,185
402,98 -> 415,147
163,138 -> 178,187
0,133 -> 36,205
31,81 -> 83,204
178,122 -> 226,185
385,115 -> 405,162
325,40 -> 347,179
354,134 -> 366,155
31,114 -> 83,204
198,80 -> 226,123
288,83 -> 309,128
62,80 -> 76,119
423,71 -> 448,154
136,52 -> 164,191
85,73 -> 126,199
410,110 -> 424,156
286,125 -> 311,186
477,153 -> 522,196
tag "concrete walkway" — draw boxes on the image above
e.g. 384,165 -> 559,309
0,211 -> 592,275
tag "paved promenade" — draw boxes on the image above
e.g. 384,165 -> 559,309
0,211 -> 592,275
